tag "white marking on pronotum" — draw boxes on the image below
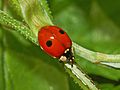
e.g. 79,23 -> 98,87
60,56 -> 67,62
72,57 -> 75,60
65,49 -> 69,53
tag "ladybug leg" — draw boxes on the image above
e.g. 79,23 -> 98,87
72,47 -> 75,64
69,47 -> 74,67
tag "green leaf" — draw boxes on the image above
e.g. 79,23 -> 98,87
8,0 -> 22,18
0,0 -> 2,10
0,28 -> 4,90
0,10 -> 37,44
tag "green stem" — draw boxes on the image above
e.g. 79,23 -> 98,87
73,42 -> 120,63
65,64 -> 99,90
0,10 -> 38,45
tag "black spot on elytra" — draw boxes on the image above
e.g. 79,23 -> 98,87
59,30 -> 64,34
46,40 -> 52,47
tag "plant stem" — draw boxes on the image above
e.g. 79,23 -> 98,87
65,64 -> 99,90
73,42 -> 120,63
0,10 -> 38,45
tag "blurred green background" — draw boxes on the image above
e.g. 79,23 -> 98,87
0,0 -> 120,90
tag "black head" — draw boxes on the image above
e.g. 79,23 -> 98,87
59,47 -> 74,67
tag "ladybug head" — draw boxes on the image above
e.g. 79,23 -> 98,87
59,47 -> 74,67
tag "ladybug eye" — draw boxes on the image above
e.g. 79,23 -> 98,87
46,40 -> 52,47
59,30 -> 64,34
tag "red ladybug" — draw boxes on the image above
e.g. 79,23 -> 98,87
38,26 -> 74,66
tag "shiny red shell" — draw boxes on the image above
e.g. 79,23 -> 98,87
38,26 -> 72,58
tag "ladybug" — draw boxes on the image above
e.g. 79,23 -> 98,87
38,26 -> 74,66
